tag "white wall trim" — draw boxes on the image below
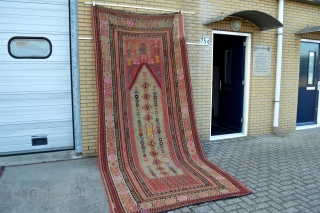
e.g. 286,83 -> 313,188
210,30 -> 251,141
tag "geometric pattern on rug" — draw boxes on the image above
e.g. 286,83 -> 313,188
92,6 -> 251,213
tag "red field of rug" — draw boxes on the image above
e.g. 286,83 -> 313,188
92,6 -> 251,213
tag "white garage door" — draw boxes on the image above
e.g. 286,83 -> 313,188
0,0 -> 74,155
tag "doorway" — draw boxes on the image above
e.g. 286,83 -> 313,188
296,40 -> 320,128
210,31 -> 250,139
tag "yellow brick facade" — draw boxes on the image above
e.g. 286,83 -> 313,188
78,0 -> 320,157
279,1 -> 320,131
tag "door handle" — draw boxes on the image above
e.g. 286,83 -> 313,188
220,80 -> 221,90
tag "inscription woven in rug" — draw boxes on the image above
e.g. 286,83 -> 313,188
92,6 -> 251,213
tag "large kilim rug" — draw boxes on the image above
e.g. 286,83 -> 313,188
92,6 -> 251,213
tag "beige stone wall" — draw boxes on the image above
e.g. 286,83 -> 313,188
78,0 -> 320,157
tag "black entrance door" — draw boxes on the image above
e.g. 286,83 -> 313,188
297,42 -> 319,126
217,35 -> 245,132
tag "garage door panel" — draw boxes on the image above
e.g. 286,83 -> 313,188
0,7 -> 69,18
0,77 -> 71,86
0,120 -> 72,132
0,105 -> 73,117
0,92 -> 72,102
0,104 -> 72,116
1,136 -> 73,147
2,0 -> 66,3
0,31 -> 69,37
2,1 -> 68,11
1,127 -> 73,141
1,99 -> 71,108
0,8 -> 68,19
0,24 -> 69,35
0,84 -> 71,93
0,63 -> 70,71
0,16 -> 69,26
1,113 -> 72,125
0,70 -> 71,77
1,56 -> 71,63
0,137 -> 74,154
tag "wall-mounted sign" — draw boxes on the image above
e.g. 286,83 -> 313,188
253,45 -> 271,76
200,38 -> 210,45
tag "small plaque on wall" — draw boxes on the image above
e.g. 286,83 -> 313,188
253,45 -> 271,76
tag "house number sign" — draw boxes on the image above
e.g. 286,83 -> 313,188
200,38 -> 210,45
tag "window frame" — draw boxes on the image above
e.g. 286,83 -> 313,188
8,36 -> 52,59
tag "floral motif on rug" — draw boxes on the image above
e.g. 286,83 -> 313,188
92,6 -> 251,213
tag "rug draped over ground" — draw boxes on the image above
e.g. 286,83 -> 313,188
92,6 -> 251,213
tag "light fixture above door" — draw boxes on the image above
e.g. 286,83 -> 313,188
231,18 -> 242,31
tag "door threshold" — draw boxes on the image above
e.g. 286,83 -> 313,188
296,124 -> 319,130
210,132 -> 247,141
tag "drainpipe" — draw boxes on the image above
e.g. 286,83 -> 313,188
273,0 -> 284,137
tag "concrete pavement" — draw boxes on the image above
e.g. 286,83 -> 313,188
1,127 -> 320,213
0,158 -> 110,213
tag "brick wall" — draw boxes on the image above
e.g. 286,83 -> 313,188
79,2 -> 97,157
78,0 -> 320,157
278,0 -> 320,131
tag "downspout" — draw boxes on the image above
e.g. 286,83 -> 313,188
273,0 -> 284,137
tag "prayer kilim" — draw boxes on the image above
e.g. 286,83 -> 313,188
92,6 -> 251,213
